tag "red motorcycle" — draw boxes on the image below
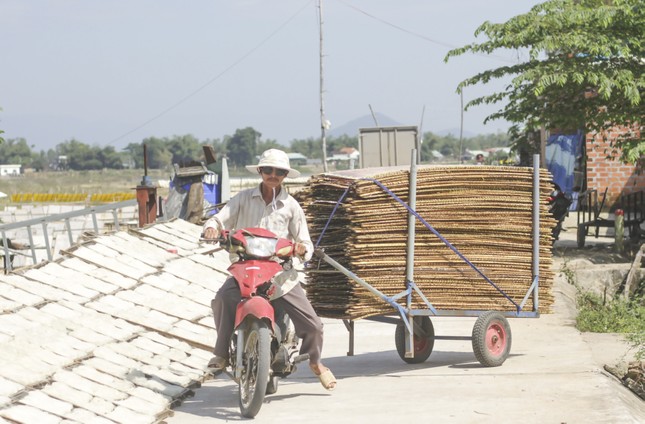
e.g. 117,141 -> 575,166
547,183 -> 573,241
215,227 -> 308,418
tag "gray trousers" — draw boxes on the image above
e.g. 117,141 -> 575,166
211,277 -> 324,364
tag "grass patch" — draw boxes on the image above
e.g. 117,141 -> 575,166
560,260 -> 576,285
0,169 -> 169,195
576,290 -> 645,360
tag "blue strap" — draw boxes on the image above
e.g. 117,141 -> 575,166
314,184 -> 352,248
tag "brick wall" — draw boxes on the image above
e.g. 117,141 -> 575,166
585,130 -> 645,208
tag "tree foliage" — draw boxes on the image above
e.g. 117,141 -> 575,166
290,137 -> 321,159
2,127 -> 513,172
166,134 -> 206,167
419,131 -> 510,162
0,138 -> 33,165
226,127 -> 260,168
256,138 -> 283,154
55,139 -> 124,170
126,137 -> 172,170
445,0 -> 644,166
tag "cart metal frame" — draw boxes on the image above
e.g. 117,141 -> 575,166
311,153 -> 542,362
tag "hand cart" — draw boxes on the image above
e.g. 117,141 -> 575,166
310,153 -> 544,367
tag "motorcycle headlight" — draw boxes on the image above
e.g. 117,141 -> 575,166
245,237 -> 278,258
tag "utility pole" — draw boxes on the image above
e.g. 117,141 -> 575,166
319,0 -> 329,172
539,125 -> 547,168
369,104 -> 379,127
459,90 -> 464,164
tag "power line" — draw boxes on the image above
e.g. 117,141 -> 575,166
106,0 -> 315,147
336,0 -> 516,64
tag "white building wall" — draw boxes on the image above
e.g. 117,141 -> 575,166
0,164 -> 21,176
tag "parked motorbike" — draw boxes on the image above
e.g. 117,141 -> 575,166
210,227 -> 309,418
548,184 -> 573,241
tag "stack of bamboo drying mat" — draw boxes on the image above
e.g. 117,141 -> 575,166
297,165 -> 556,320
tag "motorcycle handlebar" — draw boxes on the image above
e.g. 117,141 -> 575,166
200,230 -> 303,260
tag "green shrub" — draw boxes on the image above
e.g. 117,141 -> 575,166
576,291 -> 645,359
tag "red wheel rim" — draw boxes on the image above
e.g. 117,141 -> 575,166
485,321 -> 506,356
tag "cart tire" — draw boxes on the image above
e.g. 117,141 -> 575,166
472,311 -> 511,367
577,225 -> 586,248
395,316 -> 434,364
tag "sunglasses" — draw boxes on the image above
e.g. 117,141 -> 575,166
259,166 -> 288,177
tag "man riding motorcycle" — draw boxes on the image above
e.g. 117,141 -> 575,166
202,148 -> 337,391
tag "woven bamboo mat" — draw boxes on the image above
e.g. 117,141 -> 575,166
298,165 -> 556,320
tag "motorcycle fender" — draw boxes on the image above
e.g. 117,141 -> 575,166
235,297 -> 275,332
229,260 -> 283,298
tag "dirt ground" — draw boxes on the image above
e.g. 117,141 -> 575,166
552,223 -> 644,401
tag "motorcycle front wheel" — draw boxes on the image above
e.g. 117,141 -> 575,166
239,320 -> 271,418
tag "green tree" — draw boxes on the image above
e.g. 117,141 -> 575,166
124,138 -> 172,169
437,133 -> 460,159
420,132 -> 441,162
123,142 -> 144,168
29,150 -> 48,171
445,0 -> 644,167
0,138 -> 32,165
206,137 -> 226,156
290,137 -> 322,159
56,139 -> 102,170
98,146 -> 124,169
226,127 -> 260,167
256,138 -> 283,154
326,135 -> 358,155
167,134 -> 205,166
45,148 -> 59,168
289,135 -> 357,160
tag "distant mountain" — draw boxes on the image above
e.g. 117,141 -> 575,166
328,113 -> 403,138
435,128 -> 477,138
328,115 -> 482,139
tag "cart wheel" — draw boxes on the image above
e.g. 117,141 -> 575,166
395,316 -> 434,364
472,311 -> 511,367
577,225 -> 586,248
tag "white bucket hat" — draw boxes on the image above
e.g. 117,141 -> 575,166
246,149 -> 301,178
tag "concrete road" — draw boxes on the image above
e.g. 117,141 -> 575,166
167,277 -> 644,424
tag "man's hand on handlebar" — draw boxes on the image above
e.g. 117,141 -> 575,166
294,242 -> 306,257
201,227 -> 220,242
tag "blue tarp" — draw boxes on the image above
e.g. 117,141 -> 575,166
545,132 -> 583,195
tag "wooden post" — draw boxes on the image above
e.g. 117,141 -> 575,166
615,209 -> 624,254
539,126 -> 547,168
623,244 -> 644,300
136,186 -> 157,227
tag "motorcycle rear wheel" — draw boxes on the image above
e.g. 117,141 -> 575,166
239,320 -> 271,418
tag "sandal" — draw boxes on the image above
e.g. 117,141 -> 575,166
207,355 -> 228,374
311,366 -> 337,391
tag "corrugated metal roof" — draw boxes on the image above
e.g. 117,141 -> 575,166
0,219 -> 229,424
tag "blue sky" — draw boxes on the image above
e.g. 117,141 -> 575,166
0,0 -> 542,151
